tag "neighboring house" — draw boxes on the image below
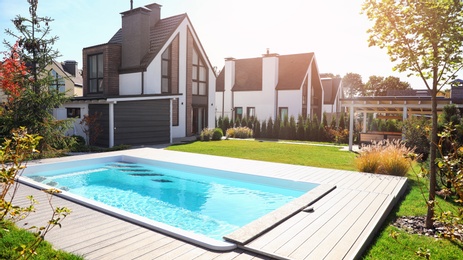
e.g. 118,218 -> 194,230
215,51 -> 341,122
58,3 -> 216,147
1,60 -> 82,102
48,60 -> 83,97
321,77 -> 343,120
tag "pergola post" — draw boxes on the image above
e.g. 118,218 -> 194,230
349,105 -> 354,151
402,106 -> 408,140
363,112 -> 367,133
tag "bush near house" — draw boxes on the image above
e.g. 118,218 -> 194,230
355,139 -> 415,176
226,127 -> 253,139
200,128 -> 223,141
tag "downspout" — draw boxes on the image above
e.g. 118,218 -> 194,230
231,90 -> 234,122
275,90 -> 278,119
170,99 -> 173,143
109,101 -> 116,148
141,71 -> 144,95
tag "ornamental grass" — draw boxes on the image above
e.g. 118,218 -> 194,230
356,139 -> 416,176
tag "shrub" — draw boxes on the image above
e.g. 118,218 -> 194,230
226,127 -> 253,139
200,128 -> 214,141
212,128 -> 223,140
261,120 -> 267,138
356,139 -> 415,176
222,116 -> 230,134
402,117 -> 430,161
253,119 -> 261,138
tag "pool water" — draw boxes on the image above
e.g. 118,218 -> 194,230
28,162 -> 315,240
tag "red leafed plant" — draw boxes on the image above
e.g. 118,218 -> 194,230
0,41 -> 29,102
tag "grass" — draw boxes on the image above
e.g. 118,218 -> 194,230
167,139 -> 463,259
0,221 -> 83,260
168,140 -> 357,171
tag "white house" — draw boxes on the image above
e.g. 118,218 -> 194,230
216,51 -> 341,122
58,3 -> 216,147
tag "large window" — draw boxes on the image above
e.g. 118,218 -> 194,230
192,47 -> 207,96
247,107 -> 256,118
279,107 -> 288,120
234,107 -> 243,120
49,69 -> 65,93
88,53 -> 103,93
161,46 -> 171,93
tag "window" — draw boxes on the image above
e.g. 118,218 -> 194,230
49,69 -> 65,93
172,99 -> 179,126
192,47 -> 207,96
161,46 -> 171,93
67,108 -> 81,118
279,107 -> 288,120
234,107 -> 243,120
88,53 -> 103,93
247,107 -> 255,118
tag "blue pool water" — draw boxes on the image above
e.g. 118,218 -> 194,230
28,161 -> 316,240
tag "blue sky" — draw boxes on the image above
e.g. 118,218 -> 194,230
1,0 -> 455,89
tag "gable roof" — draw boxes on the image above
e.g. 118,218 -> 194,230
276,53 -> 314,90
108,13 -> 187,72
232,58 -> 263,91
216,68 -> 225,92
51,60 -> 83,87
322,77 -> 341,104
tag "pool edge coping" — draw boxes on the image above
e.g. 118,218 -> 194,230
223,183 -> 336,245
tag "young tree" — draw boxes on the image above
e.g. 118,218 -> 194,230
362,0 -> 463,228
2,1 -> 72,153
341,72 -> 365,98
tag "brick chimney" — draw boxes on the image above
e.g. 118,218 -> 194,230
120,3 -> 161,69
63,60 -> 78,76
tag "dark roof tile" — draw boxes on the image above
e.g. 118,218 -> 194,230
276,53 -> 314,90
232,58 -> 262,91
140,14 -> 186,67
216,67 -> 225,92
107,14 -> 187,71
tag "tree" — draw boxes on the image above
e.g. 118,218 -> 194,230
1,1 -> 72,153
365,75 -> 411,96
364,75 -> 384,96
363,0 -> 463,228
342,72 -> 365,97
0,41 -> 28,102
381,76 -> 411,95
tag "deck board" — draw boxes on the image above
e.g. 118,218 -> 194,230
12,148 -> 407,260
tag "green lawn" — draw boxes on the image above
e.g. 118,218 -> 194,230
167,139 -> 463,259
168,140 -> 357,171
0,221 -> 83,260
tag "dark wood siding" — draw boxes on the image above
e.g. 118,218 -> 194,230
88,104 -> 110,147
114,100 -> 170,146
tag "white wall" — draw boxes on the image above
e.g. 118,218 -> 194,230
278,89 -> 303,119
215,92 -> 224,119
53,103 -> 88,139
262,56 -> 278,118
120,73 -> 142,95
234,91 -> 275,120
172,22 -> 188,138
144,55 -> 162,94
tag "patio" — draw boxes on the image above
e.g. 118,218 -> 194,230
13,148 -> 407,259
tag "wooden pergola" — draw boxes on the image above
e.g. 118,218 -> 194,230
340,96 -> 460,151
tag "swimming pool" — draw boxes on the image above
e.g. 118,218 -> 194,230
19,150 -> 330,251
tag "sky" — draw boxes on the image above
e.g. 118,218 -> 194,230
1,0 -> 458,89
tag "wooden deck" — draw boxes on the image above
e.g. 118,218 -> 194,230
11,148 -> 407,260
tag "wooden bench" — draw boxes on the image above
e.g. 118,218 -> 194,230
360,132 -> 402,144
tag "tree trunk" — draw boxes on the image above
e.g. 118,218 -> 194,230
426,75 -> 438,229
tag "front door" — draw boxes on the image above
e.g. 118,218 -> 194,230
192,106 -> 206,135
